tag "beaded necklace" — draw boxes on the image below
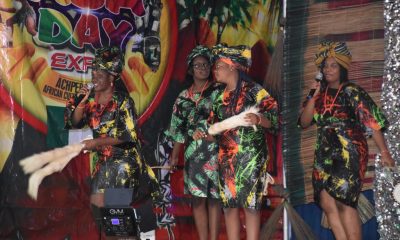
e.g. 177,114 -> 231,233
323,83 -> 343,115
189,79 -> 209,107
94,93 -> 113,117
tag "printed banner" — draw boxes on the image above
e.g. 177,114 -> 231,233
0,0 -> 176,133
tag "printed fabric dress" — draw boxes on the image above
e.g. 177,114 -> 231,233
65,91 -> 161,202
207,81 -> 279,210
165,84 -> 220,199
310,83 -> 387,208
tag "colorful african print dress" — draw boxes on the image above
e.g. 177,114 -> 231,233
310,83 -> 387,207
165,84 -> 220,199
208,81 -> 279,210
65,91 -> 161,202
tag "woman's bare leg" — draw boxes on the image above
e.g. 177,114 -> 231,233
320,190 -> 347,240
244,208 -> 260,240
224,208 -> 241,240
208,198 -> 221,240
192,197 -> 208,240
336,201 -> 361,240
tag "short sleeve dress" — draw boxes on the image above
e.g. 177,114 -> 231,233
65,91 -> 161,201
311,82 -> 387,207
165,84 -> 220,199
208,80 -> 279,210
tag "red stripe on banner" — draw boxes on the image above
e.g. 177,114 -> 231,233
325,29 -> 384,42
328,0 -> 381,9
137,0 -> 178,126
0,83 -> 47,134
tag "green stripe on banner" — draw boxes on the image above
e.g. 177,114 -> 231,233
283,1 -> 309,206
46,106 -> 68,149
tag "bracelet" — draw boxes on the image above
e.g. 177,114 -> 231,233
257,115 -> 262,125
381,150 -> 390,154
76,104 -> 85,109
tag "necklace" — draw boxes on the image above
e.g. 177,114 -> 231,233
323,84 -> 343,115
94,93 -> 113,117
223,83 -> 237,98
224,81 -> 237,92
189,79 -> 209,107
224,86 -> 236,92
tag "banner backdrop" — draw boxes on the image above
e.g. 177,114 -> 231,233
0,0 -> 281,239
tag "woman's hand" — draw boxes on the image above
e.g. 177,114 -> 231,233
381,151 -> 396,168
193,129 -> 208,140
169,142 -> 182,172
244,113 -> 261,125
312,81 -> 321,98
77,83 -> 93,106
372,130 -> 396,168
169,156 -> 178,172
82,139 -> 98,151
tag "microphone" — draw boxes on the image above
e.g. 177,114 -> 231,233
307,71 -> 323,99
76,82 -> 94,105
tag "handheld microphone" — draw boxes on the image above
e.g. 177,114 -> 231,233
307,71 -> 323,99
76,82 -> 94,105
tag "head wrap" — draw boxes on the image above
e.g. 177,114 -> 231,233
211,43 -> 252,69
93,46 -> 124,75
186,45 -> 212,66
314,41 -> 352,69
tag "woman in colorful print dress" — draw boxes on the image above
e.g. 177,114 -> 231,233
195,44 -> 279,240
65,47 -> 161,214
299,41 -> 395,240
166,46 -> 221,240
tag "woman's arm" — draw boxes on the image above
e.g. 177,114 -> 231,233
82,137 -> 124,151
192,129 -> 215,141
169,142 -> 183,170
71,105 -> 85,127
0,7 -> 16,13
372,129 -> 395,167
258,115 -> 271,128
243,113 -> 271,128
70,84 -> 92,127
299,97 -> 316,128
299,81 -> 321,128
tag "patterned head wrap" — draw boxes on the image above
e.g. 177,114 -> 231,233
314,41 -> 352,69
93,46 -> 124,75
186,45 -> 212,66
211,43 -> 252,69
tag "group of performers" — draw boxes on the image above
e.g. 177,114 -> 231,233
65,42 -> 395,240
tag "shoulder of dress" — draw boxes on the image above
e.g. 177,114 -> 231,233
243,80 -> 263,91
343,82 -> 364,95
178,88 -> 190,97
114,90 -> 129,98
245,81 -> 269,97
211,83 -> 225,93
